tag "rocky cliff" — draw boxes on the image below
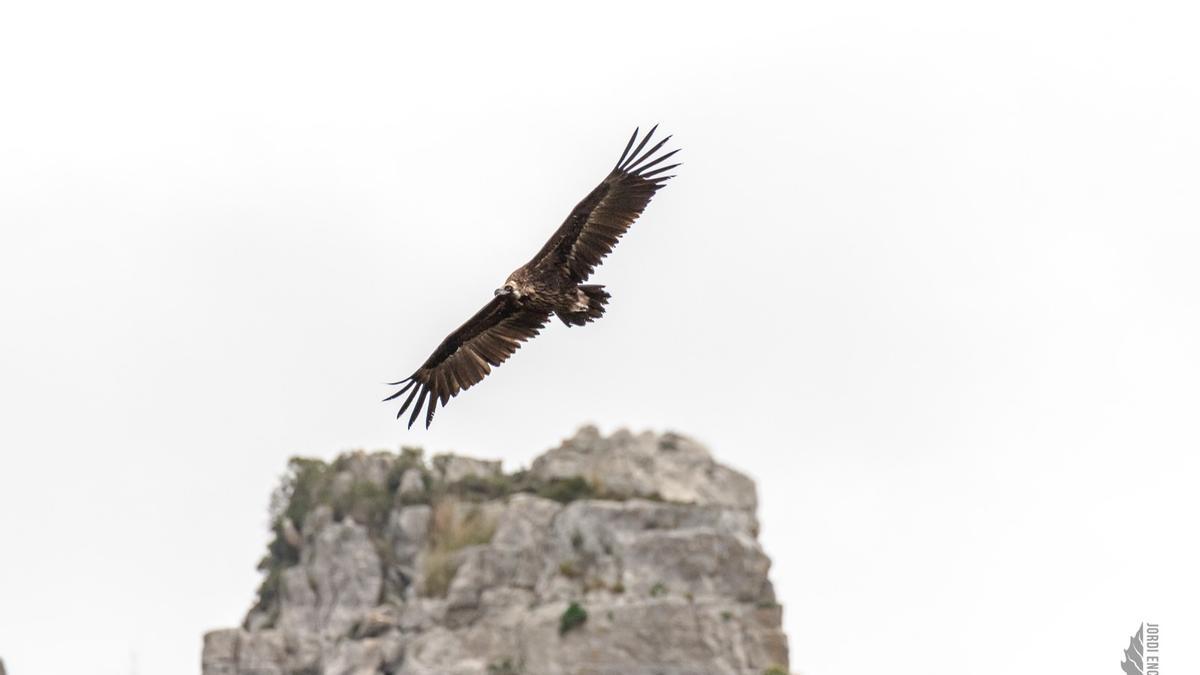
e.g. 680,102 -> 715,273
203,427 -> 789,675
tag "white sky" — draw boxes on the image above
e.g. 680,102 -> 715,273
2,1 -> 1198,674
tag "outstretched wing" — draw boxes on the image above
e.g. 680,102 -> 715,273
385,295 -> 552,429
530,125 -> 680,283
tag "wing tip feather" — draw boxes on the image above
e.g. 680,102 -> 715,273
619,125 -> 658,172
615,125 -> 679,179
383,377 -> 417,401
406,387 -> 429,429
614,127 -> 640,170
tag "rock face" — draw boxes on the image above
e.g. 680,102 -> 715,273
203,427 -> 789,675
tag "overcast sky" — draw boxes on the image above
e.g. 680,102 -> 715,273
2,1 -> 1199,674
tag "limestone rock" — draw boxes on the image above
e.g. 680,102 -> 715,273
386,505 -> 432,568
334,451 -> 394,489
353,605 -> 402,638
432,453 -> 501,484
519,599 -> 788,675
279,518 -> 383,637
203,427 -> 789,675
531,427 -> 758,511
323,632 -> 406,675
396,468 -> 426,501
200,629 -> 238,675
202,628 -> 322,675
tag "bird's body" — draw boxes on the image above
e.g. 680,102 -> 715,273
502,261 -> 610,326
386,126 -> 679,428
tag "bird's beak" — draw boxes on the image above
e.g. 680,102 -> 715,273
494,288 -> 507,296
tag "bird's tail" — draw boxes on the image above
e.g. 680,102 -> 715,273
558,285 -> 610,326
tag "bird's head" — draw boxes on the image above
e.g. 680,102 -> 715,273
494,282 -> 520,298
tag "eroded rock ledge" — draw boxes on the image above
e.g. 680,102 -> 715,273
203,426 -> 789,675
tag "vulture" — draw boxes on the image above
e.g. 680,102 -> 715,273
386,125 -> 680,428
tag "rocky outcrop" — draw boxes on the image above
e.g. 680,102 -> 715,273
203,427 -> 789,675
530,427 -> 758,512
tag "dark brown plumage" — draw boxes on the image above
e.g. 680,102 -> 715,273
385,125 -> 679,428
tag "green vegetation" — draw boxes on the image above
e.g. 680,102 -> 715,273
444,470 -> 666,505
444,473 -> 515,501
448,472 -> 610,504
558,560 -> 583,579
559,602 -> 588,635
421,500 -> 497,597
332,480 -> 391,530
534,476 -> 596,502
421,547 -> 458,599
649,582 -> 668,597
762,667 -> 789,675
487,658 -> 521,675
390,447 -> 432,504
249,457 -> 334,623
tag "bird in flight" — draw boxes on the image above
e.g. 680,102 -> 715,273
385,125 -> 680,428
